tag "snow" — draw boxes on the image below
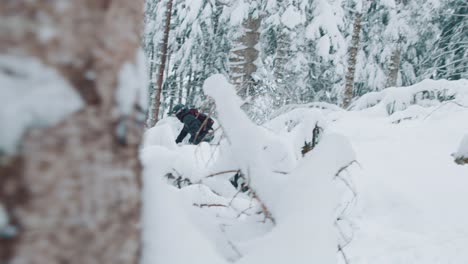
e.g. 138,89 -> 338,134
236,133 -> 355,264
305,0 -> 346,59
280,5 -> 305,29
454,134 -> 468,162
350,79 -> 468,114
141,74 -> 468,263
0,204 -> 8,229
140,146 -> 228,264
264,108 -> 327,160
0,204 -> 16,238
317,35 -> 331,59
228,0 -> 249,26
116,48 -> 148,115
328,91 -> 468,263
142,74 -> 357,263
0,55 -> 83,154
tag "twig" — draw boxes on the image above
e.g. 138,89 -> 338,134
272,170 -> 289,175
219,224 -> 243,260
228,189 -> 242,207
193,203 -> 228,208
423,101 -> 468,120
336,173 -> 357,198
236,205 -> 255,218
205,169 -> 240,178
334,160 -> 358,179
338,244 -> 350,264
251,191 -> 276,225
333,160 -> 360,264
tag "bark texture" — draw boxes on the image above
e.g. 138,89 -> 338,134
386,47 -> 401,87
0,1 -> 144,263
148,0 -> 173,127
229,16 -> 261,99
343,12 -> 362,109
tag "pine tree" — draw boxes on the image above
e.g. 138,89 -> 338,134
423,0 -> 467,80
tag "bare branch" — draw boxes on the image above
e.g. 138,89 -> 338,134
424,101 -> 468,120
204,170 -> 240,178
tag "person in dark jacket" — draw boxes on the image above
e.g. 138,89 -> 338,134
169,104 -> 213,144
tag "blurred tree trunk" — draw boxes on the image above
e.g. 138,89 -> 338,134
343,12 -> 362,109
0,1 -> 144,264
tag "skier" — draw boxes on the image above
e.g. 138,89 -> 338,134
168,104 -> 214,145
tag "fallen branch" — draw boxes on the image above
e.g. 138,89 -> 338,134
193,203 -> 228,208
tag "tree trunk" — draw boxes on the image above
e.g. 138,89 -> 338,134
149,0 -> 173,127
229,15 -> 261,99
0,1 -> 144,263
178,71 -> 184,104
274,26 -> 289,106
386,47 -> 401,87
343,12 -> 362,109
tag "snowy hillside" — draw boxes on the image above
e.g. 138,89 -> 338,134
141,77 -> 468,263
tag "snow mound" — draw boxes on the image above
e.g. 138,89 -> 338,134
0,55 -> 83,154
270,101 -> 343,119
140,146 -> 227,264
454,134 -> 468,165
236,134 -> 356,264
350,79 -> 468,114
143,117 -> 181,148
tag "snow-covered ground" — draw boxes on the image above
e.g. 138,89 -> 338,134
330,103 -> 468,263
141,77 -> 468,264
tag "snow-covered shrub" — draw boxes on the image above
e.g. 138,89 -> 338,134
350,79 -> 468,115
454,134 -> 468,165
140,74 -> 358,264
265,108 -> 327,160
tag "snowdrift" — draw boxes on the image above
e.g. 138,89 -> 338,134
350,79 -> 468,114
